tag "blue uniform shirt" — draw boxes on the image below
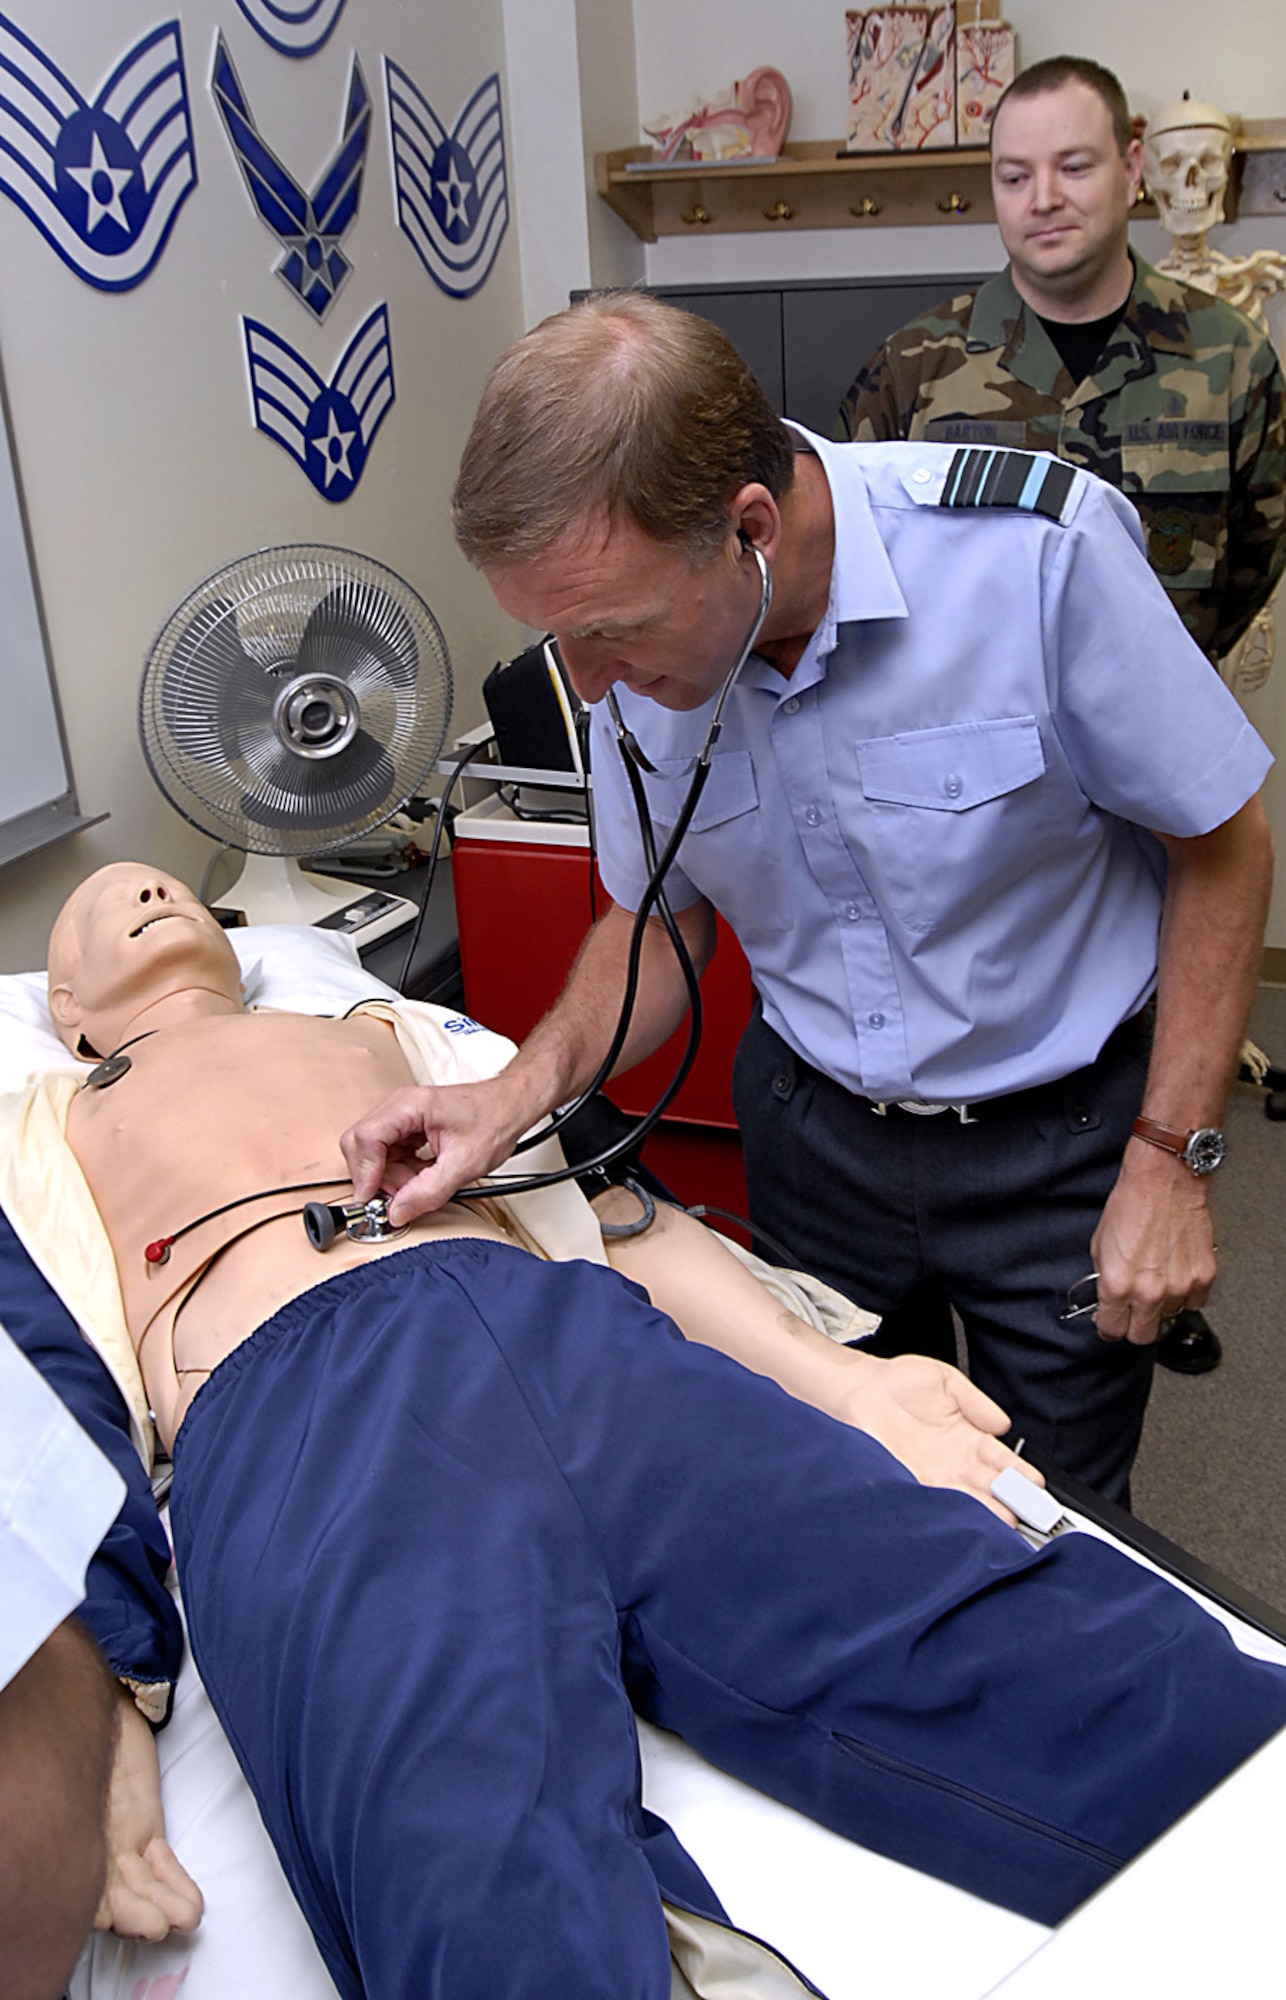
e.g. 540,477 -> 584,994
590,430 -> 1272,1103
0,1323 -> 125,1688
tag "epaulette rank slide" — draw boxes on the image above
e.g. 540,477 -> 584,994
940,447 -> 1076,523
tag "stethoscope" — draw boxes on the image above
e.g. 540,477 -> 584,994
446,539 -> 774,1200
129,542 -> 776,1271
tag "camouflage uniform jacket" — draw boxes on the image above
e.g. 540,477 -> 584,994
840,256 -> 1286,658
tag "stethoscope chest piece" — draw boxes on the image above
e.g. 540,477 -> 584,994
85,1053 -> 133,1089
304,1193 -> 409,1251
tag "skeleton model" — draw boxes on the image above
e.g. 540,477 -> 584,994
1144,98 -> 1285,694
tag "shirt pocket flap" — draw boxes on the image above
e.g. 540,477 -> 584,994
645,750 -> 760,830
857,717 -> 1046,812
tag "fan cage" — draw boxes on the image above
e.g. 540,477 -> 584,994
140,544 -> 453,858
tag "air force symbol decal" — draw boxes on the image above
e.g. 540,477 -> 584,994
243,304 -> 395,502
384,64 -> 509,300
213,33 -> 370,321
233,0 -> 348,60
0,14 -> 197,291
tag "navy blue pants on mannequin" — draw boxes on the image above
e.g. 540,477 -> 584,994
734,1008 -> 1155,1503
171,1241 -> 1286,2000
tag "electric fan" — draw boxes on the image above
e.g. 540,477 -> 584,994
140,544 -> 453,944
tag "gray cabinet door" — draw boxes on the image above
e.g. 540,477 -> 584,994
651,285 -> 785,415
652,275 -> 987,435
783,276 -> 983,436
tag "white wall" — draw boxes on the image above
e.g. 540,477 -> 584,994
499,0 -> 643,331
0,0 -> 528,968
575,0 -> 647,295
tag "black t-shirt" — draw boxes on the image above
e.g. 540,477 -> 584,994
1036,303 -> 1129,387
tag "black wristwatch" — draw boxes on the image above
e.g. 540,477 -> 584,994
1131,1116 -> 1226,1176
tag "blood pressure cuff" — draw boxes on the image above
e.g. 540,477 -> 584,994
552,1091 -> 655,1200
0,1204 -> 182,1713
483,637 -> 586,773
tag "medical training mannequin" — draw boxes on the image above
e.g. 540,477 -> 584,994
28,861 -> 1286,1998
48,864 -> 1027,1478
42,860 -> 1037,1947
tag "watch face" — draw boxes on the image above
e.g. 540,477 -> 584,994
1184,1128 -> 1226,1175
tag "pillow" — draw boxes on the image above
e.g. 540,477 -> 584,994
230,924 -> 400,1013
0,925 -> 402,1095
0,971 -> 74,1093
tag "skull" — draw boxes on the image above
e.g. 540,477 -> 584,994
1143,100 -> 1235,238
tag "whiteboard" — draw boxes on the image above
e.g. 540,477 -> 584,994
0,365 -> 96,867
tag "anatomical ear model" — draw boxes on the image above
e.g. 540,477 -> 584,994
644,66 -> 792,163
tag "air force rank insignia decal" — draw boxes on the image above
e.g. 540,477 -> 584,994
0,14 -> 197,291
213,33 -> 370,321
384,64 -> 509,300
233,0 -> 348,60
243,304 -> 395,502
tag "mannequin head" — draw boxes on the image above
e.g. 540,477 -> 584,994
1143,101 -> 1235,239
47,863 -> 243,1059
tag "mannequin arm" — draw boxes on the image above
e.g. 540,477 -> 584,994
94,1688 -> 203,1941
596,1192 -> 1040,1522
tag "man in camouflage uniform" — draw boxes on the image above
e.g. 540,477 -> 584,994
841,54 -> 1286,1379
841,59 -> 1286,666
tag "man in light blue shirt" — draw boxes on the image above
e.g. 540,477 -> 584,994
345,293 -> 1274,1504
0,1324 -> 125,2000
584,429 -> 1249,1110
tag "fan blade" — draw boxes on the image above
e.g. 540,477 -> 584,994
152,596 -> 277,770
239,726 -> 396,832
294,581 -> 419,694
142,544 -> 453,854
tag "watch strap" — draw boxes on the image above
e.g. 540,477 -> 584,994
1131,1116 -> 1191,1158
1131,1117 -> 1225,1175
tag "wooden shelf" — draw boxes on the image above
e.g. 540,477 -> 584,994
595,141 -> 998,241
598,131 -> 1286,240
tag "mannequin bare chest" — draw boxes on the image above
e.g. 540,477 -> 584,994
66,1009 -> 508,1442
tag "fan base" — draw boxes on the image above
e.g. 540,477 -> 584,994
222,853 -> 417,946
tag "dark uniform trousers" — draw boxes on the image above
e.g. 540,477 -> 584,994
734,1006 -> 1156,1504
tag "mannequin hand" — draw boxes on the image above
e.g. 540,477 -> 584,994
94,1691 -> 202,1941
341,1076 -> 536,1223
843,1352 -> 1042,1521
1090,1143 -> 1215,1345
